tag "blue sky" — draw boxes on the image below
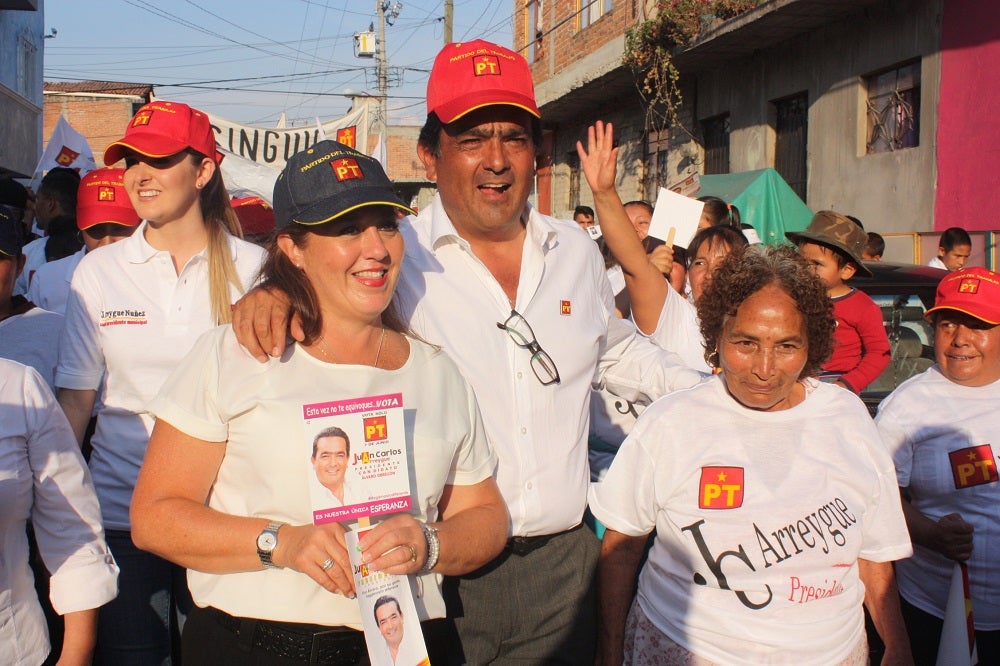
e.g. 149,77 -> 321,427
43,0 -> 513,127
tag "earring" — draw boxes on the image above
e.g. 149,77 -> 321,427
708,350 -> 720,367
195,181 -> 204,189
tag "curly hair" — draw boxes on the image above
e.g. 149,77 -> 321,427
697,245 -> 835,377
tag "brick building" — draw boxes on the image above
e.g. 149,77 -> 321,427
512,0 -> 1000,244
44,81 -> 153,165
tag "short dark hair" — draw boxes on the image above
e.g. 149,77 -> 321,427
697,245 -> 835,376
38,167 -> 81,216
417,111 -> 543,156
687,225 -> 748,268
623,200 -> 653,216
939,226 -> 971,251
374,595 -> 401,622
865,232 -> 885,257
793,237 -> 852,270
312,426 -> 350,458
573,205 -> 594,218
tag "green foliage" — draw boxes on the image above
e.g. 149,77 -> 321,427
624,1 -> 762,132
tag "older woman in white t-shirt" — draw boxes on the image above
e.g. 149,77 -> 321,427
590,246 -> 913,665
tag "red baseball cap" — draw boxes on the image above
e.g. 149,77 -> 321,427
104,101 -> 220,165
76,168 -> 140,230
924,266 -> 1000,325
426,40 -> 540,124
231,195 -> 275,236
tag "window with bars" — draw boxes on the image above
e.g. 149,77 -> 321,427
579,0 -> 613,30
866,61 -> 920,154
701,114 -> 730,174
772,92 -> 808,202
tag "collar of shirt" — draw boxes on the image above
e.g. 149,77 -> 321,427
419,192 -> 559,257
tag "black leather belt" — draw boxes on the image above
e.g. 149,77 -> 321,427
204,605 -> 365,664
505,523 -> 583,557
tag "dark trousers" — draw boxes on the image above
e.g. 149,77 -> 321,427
95,530 -> 193,666
443,524 -> 601,665
183,605 -> 456,665
901,596 -> 1000,666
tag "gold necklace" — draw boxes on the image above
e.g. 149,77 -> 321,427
317,324 -> 386,367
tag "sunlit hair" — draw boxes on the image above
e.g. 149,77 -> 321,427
184,150 -> 246,325
697,244 -> 835,377
257,207 -> 410,345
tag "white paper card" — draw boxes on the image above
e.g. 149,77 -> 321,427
648,186 -> 704,249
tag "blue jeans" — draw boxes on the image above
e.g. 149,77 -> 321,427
96,530 -> 193,666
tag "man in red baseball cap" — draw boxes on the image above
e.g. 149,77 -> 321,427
232,40 -> 700,665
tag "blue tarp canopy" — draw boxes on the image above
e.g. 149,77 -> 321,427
697,168 -> 813,245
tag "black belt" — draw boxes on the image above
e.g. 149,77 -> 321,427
505,523 -> 583,557
204,605 -> 365,665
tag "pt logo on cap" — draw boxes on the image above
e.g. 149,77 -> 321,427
699,467 -> 744,509
474,55 -> 501,76
959,278 -> 980,294
332,158 -> 363,182
132,111 -> 152,127
98,186 -> 116,202
56,146 -> 79,166
336,126 -> 357,148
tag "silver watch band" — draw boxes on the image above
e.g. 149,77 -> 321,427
419,522 -> 440,572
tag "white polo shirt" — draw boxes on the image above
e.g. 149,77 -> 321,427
26,248 -> 83,315
55,222 -> 265,529
14,236 -> 47,296
395,195 -> 702,537
0,306 -> 64,391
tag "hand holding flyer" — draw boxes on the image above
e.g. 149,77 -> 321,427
346,529 -> 431,666
647,186 -> 704,249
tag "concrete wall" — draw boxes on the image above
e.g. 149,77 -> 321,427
694,0 -> 943,234
0,4 -> 44,176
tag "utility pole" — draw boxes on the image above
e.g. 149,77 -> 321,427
376,0 -> 388,138
444,0 -> 453,44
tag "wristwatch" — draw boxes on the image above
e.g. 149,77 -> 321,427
256,521 -> 285,569
419,522 -> 440,572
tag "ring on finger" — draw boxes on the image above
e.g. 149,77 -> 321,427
406,544 -> 417,563
321,557 -> 335,571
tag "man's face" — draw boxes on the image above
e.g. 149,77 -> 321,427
311,436 -> 348,491
574,213 -> 594,229
0,254 -> 25,303
376,601 -> 403,649
940,244 -> 971,272
418,106 -> 536,241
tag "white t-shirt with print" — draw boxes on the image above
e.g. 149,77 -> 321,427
876,367 -> 1000,628
590,377 -> 911,665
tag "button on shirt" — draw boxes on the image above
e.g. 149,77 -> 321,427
55,222 -> 265,529
395,194 -> 702,537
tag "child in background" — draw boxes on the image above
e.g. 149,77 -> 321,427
787,211 -> 890,393
863,231 -> 885,261
928,226 -> 971,271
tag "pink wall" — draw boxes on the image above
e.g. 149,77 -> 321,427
934,1 -> 1000,231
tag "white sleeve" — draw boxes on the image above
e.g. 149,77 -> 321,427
22,364 -> 119,613
587,414 -> 662,537
874,390 -> 915,488
146,328 -> 230,443
55,262 -> 105,391
857,416 -> 913,562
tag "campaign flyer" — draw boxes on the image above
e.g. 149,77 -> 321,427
346,528 -> 431,666
302,392 -> 412,524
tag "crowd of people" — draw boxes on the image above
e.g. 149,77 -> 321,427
1,37 -> 996,666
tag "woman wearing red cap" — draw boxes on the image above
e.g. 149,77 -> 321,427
876,266 -> 1000,664
55,101 -> 265,665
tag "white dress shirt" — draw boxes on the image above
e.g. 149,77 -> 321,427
395,195 -> 702,536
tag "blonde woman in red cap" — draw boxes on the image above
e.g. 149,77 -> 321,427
55,101 -> 265,665
876,266 -> 1000,664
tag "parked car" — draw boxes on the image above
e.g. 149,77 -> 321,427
849,261 -> 947,415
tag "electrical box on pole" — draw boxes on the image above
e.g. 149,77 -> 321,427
354,31 -> 376,58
